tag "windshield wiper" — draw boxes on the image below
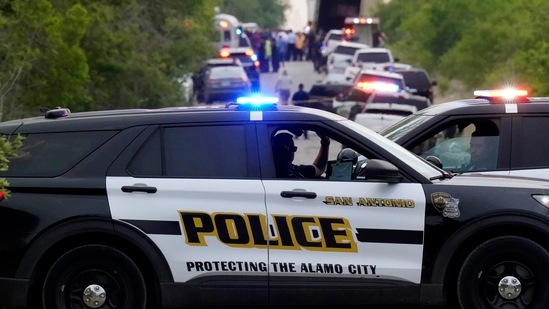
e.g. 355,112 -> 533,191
430,171 -> 454,181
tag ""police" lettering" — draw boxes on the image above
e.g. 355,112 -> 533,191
179,212 -> 357,252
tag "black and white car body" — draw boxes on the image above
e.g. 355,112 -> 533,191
380,89 -> 549,179
1,101 -> 549,309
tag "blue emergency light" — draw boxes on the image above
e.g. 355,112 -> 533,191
228,96 -> 279,111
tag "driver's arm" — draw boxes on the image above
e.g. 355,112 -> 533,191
313,136 -> 330,176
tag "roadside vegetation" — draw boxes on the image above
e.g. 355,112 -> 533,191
374,0 -> 549,98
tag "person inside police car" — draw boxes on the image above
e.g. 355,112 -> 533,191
272,131 -> 330,178
465,122 -> 499,171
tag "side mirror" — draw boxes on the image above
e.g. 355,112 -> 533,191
394,58 -> 400,62
363,159 -> 402,183
432,80 -> 438,86
345,59 -> 352,63
425,156 -> 443,169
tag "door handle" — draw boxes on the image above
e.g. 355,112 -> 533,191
121,185 -> 157,194
280,191 -> 317,199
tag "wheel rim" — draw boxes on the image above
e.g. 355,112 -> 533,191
480,261 -> 536,309
63,269 -> 124,309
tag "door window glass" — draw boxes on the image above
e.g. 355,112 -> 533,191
517,117 -> 549,168
412,120 -> 500,172
128,125 -> 248,178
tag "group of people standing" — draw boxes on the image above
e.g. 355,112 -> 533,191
247,26 -> 320,74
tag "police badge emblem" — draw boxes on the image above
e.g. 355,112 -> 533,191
431,192 -> 461,218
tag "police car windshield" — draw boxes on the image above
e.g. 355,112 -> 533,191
342,119 -> 442,179
379,114 -> 435,141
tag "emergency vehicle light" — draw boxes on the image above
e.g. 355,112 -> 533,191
474,88 -> 530,103
245,50 -> 254,56
357,81 -> 399,93
219,20 -> 229,29
219,49 -> 230,58
474,89 -> 528,99
230,96 -> 279,111
236,96 -> 279,105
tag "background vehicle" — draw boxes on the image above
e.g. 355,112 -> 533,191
308,75 -> 354,113
194,58 -> 244,102
380,89 -> 549,179
213,13 -> 252,49
203,66 -> 251,103
219,47 -> 260,92
312,0 -> 362,34
344,47 -> 399,79
327,41 -> 369,74
391,67 -> 437,103
335,84 -> 430,121
354,102 -> 416,132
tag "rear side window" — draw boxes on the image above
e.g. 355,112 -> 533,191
357,52 -> 391,63
2,131 -> 116,177
516,117 -> 549,168
128,125 -> 249,178
327,33 -> 343,41
333,46 -> 361,56
399,71 -> 431,89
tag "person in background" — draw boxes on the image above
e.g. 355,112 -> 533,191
277,30 -> 287,68
271,38 -> 280,73
263,36 -> 272,73
275,70 -> 292,105
291,84 -> 311,139
295,32 -> 305,61
286,30 -> 297,61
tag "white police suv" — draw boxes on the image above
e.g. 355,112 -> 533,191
1,98 -> 549,309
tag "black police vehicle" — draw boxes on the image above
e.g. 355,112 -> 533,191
380,88 -> 549,179
1,98 -> 549,309
391,67 -> 438,103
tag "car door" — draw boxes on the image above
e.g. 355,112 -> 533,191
256,122 -> 427,305
106,123 -> 269,303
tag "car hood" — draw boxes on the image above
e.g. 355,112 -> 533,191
436,173 -> 549,190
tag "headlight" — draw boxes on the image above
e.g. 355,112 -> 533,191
532,195 -> 549,208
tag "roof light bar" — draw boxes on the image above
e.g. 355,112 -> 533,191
474,89 -> 528,99
236,96 -> 279,105
357,81 -> 400,93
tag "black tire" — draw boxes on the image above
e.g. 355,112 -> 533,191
457,236 -> 549,309
43,244 -> 146,309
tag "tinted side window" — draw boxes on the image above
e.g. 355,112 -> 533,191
400,71 -> 430,88
2,131 -> 117,177
334,46 -> 360,55
129,125 -> 249,178
357,52 -> 391,63
516,117 -> 549,168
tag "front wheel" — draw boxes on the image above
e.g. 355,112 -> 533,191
458,236 -> 549,309
43,244 -> 146,309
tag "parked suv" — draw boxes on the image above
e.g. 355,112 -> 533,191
326,41 -> 369,74
392,67 -> 437,103
380,89 -> 549,178
2,101 -> 549,309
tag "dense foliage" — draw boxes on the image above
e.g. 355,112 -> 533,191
374,0 -> 549,96
219,0 -> 288,30
0,0 -> 219,119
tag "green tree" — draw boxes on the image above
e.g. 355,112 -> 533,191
374,0 -> 549,96
0,0 -> 219,118
219,0 -> 288,29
